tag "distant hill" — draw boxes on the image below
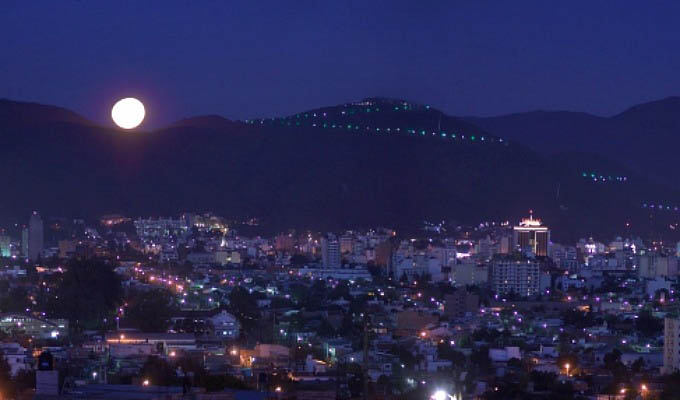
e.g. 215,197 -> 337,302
0,97 -> 678,242
466,96 -> 680,189
0,98 -> 92,127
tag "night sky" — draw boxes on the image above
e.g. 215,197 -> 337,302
3,1 -> 680,129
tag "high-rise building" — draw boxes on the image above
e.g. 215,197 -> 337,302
444,290 -> 480,318
321,233 -> 341,269
513,212 -> 550,256
28,211 -> 44,262
0,235 -> 10,257
339,233 -> 354,254
639,251 -> 678,278
663,317 -> 680,374
21,228 -> 28,257
491,254 -> 540,297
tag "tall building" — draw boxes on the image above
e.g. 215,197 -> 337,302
21,228 -> 28,257
0,235 -> 10,257
339,233 -> 354,254
444,290 -> 480,318
134,217 -> 189,243
491,255 -> 540,297
321,233 -> 341,269
639,251 -> 678,278
513,212 -> 550,256
28,212 -> 43,262
663,317 -> 680,374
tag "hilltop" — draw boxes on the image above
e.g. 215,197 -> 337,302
0,97 -> 677,241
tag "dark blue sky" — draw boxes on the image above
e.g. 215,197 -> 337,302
3,1 -> 680,128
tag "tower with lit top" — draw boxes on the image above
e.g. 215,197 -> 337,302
513,211 -> 549,256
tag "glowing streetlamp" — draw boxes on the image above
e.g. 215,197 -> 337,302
432,390 -> 447,400
564,363 -> 570,377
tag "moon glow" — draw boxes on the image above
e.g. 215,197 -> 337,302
111,97 -> 145,129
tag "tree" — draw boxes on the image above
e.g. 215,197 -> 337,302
530,370 -> 557,392
125,289 -> 177,332
328,281 -> 350,300
635,310 -> 663,337
0,287 -> 30,313
0,350 -> 12,397
228,287 -> 260,332
631,357 -> 645,373
603,349 -> 629,382
290,254 -> 309,267
437,342 -> 466,367
140,356 -> 176,386
52,259 -> 123,332
470,347 -> 493,375
661,372 -> 680,400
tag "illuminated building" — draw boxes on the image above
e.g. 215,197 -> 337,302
0,314 -> 68,339
134,217 -> 189,243
321,233 -> 341,269
491,254 -> 540,297
21,228 -> 28,258
513,212 -> 550,256
0,235 -> 10,257
28,211 -> 44,262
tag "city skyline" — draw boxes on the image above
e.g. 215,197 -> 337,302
3,2 -> 680,399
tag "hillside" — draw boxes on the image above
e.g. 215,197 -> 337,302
0,97 -> 678,242
465,96 -> 680,189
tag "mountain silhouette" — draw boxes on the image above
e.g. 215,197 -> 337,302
466,96 -> 680,189
0,97 -> 677,242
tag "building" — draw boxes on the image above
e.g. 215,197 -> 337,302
321,233 -> 341,269
444,290 -> 480,318
394,310 -> 438,337
28,211 -> 44,261
662,317 -> 680,374
0,235 -> 10,257
0,314 -> 68,339
513,212 -> 549,256
491,254 -> 540,297
105,332 -> 196,356
21,228 -> 28,258
639,251 -> 678,278
134,217 -> 189,243
451,261 -> 488,286
210,310 -> 240,339
0,343 -> 30,376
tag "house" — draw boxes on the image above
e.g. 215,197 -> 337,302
210,310 -> 240,339
0,343 -> 30,376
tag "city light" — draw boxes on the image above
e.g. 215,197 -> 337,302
432,390 -> 447,400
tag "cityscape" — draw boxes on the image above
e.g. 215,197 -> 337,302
4,1 -> 680,400
0,210 -> 678,399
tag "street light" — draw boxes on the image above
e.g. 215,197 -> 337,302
564,363 -> 570,377
432,390 -> 447,400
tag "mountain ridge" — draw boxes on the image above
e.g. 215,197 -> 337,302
1,96 -> 679,242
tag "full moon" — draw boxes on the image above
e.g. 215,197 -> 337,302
111,97 -> 145,129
